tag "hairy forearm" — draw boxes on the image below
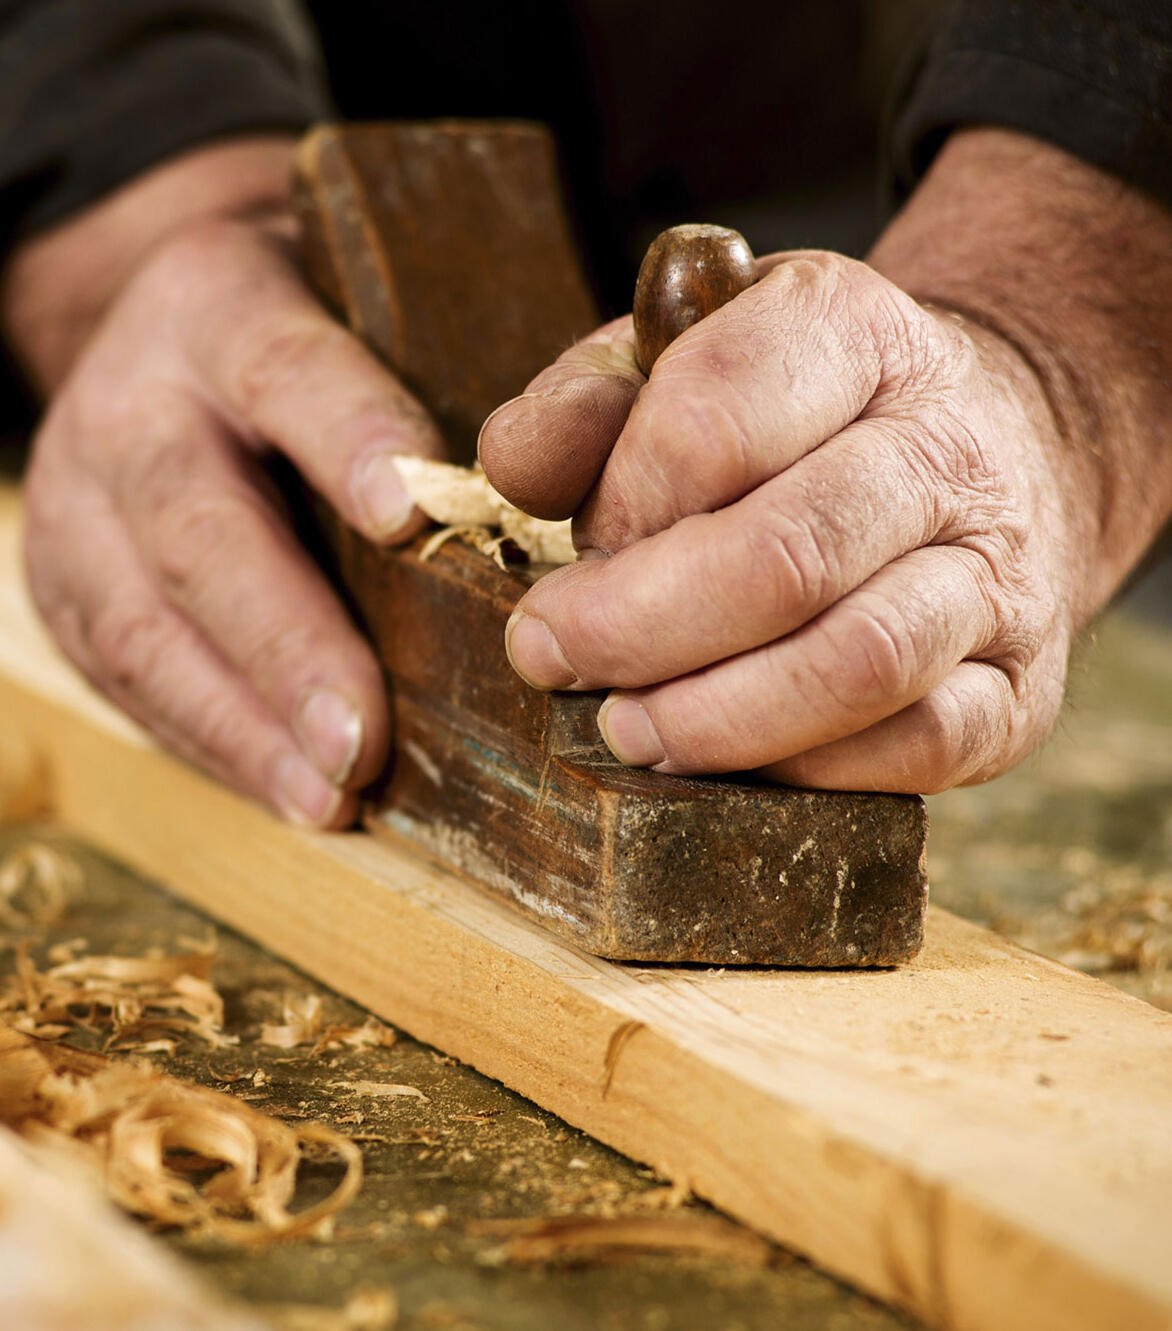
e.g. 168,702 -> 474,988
0,135 -> 299,394
869,126 -> 1172,628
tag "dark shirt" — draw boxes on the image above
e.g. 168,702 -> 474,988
892,0 -> 1172,206
0,1 -> 1168,313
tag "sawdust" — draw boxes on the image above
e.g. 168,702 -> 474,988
394,456 -> 575,567
629,1179 -> 693,1211
335,1080 -> 428,1102
993,850 -> 1172,987
469,1214 -> 773,1267
0,1024 -> 362,1245
259,1285 -> 398,1330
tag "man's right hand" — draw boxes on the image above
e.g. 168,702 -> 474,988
4,139 -> 445,826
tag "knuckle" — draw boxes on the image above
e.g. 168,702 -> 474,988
152,488 -> 260,600
638,376 -> 758,505
231,318 -> 339,417
885,300 -> 962,392
136,218 -> 263,323
190,689 -> 257,773
737,511 -> 835,618
762,253 -> 884,392
239,618 -> 319,689
996,644 -> 1067,759
149,216 -> 256,284
912,690 -> 986,793
89,602 -> 171,693
127,433 -> 202,517
834,599 -> 922,705
925,417 -> 1005,504
957,534 -> 1058,678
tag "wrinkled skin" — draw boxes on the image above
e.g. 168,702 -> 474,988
20,210 -> 443,826
479,250 -> 1074,793
9,128 -> 1172,819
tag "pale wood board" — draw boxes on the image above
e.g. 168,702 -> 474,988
2,487 -> 1171,1331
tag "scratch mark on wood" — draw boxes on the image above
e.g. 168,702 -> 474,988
601,1019 -> 647,1100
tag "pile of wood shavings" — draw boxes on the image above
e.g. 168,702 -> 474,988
993,849 -> 1172,976
2,939 -> 234,1051
1047,877 -> 1172,974
0,1024 -> 362,1245
394,456 -> 575,567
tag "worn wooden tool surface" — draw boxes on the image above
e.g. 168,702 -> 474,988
293,122 -> 928,965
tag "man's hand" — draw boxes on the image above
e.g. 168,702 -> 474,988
480,129 -> 1172,793
3,139 -> 444,825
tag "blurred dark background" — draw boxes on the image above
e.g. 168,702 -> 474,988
307,0 -> 938,313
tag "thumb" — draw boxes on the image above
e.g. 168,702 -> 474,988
477,315 -> 643,520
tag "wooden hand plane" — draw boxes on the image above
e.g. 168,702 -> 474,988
293,121 -> 927,966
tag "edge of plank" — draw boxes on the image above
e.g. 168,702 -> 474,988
3,493 -> 1171,1331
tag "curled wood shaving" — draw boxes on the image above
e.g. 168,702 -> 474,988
0,1024 -> 362,1245
1,940 -> 235,1048
394,457 -> 575,566
601,1019 -> 645,1098
0,842 -> 78,933
470,1214 -> 772,1267
319,1016 -> 399,1053
261,995 -> 398,1054
261,993 -> 323,1048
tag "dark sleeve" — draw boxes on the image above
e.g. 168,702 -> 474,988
0,0 -> 331,249
890,0 -> 1172,207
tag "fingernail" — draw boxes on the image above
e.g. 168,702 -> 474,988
295,688 -> 363,784
273,752 -> 343,826
598,696 -> 666,767
357,449 -> 415,538
505,610 -> 577,689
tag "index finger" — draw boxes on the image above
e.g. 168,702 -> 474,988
171,221 -> 447,543
477,315 -> 643,520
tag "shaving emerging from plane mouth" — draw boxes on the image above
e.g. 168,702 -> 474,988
393,456 -> 576,567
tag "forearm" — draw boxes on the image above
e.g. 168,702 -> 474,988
869,126 -> 1172,628
1,135 -> 299,394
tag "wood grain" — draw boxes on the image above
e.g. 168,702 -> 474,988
1,488 -> 1170,1331
294,121 -> 599,463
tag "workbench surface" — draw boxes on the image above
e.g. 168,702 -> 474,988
2,593 -> 1168,1330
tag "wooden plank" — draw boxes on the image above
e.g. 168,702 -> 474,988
2,487 -> 1171,1331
